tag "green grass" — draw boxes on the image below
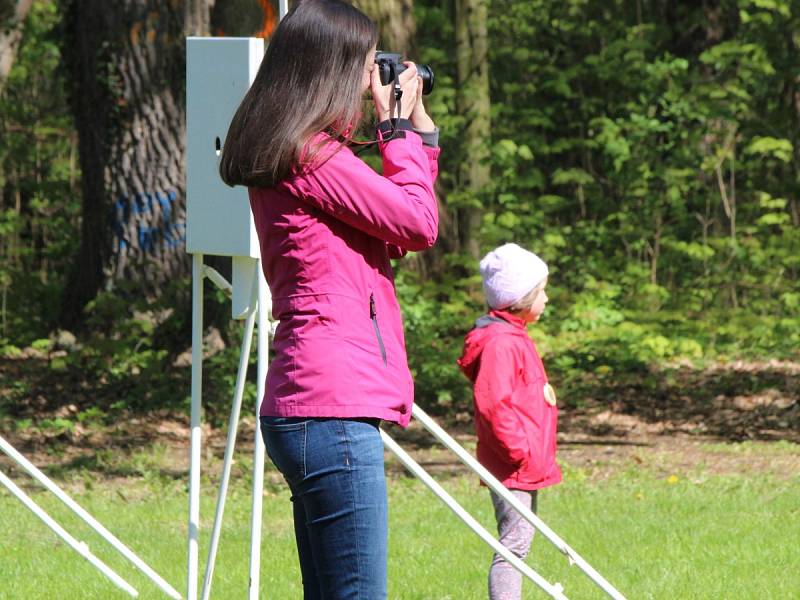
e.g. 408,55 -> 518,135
1,449 -> 798,599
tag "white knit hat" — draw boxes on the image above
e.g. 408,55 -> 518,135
479,243 -> 548,309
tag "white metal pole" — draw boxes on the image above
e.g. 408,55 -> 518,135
411,404 -> 627,600
0,436 -> 180,599
248,261 -> 270,600
0,470 -> 139,598
187,252 -> 204,600
279,0 -> 288,19
200,287 -> 258,600
380,431 -> 568,600
202,265 -> 233,297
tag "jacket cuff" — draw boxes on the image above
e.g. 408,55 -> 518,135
414,127 -> 439,148
377,118 -> 413,142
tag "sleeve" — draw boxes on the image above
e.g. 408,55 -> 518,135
278,128 -> 439,252
413,127 -> 439,148
379,119 -> 440,186
473,336 -> 531,466
387,244 -> 408,259
422,144 -> 440,186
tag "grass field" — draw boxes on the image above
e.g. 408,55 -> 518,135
1,437 -> 798,600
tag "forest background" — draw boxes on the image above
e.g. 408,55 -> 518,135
0,0 -> 798,435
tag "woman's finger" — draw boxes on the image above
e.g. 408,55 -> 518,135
370,68 -> 392,119
397,62 -> 418,87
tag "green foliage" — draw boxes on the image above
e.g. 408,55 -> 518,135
0,277 -> 245,424
1,1 -> 799,417
406,0 -> 800,408
0,0 -> 79,343
56,293 -> 177,412
396,268 -> 480,413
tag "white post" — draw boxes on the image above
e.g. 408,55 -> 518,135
187,253 -> 204,600
411,404 -> 627,600
186,35 -> 266,599
380,431 -> 568,600
248,262 -> 270,600
201,274 -> 259,600
0,470 -> 139,598
0,436 -> 180,599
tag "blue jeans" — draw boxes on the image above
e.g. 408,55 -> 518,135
260,416 -> 388,600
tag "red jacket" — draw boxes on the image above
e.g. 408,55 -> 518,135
457,310 -> 562,490
250,127 -> 439,427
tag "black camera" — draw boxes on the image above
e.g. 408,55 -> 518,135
375,51 -> 434,95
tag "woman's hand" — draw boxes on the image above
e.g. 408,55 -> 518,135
410,79 -> 435,132
370,62 -> 420,121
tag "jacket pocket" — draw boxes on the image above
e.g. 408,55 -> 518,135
511,383 -> 550,481
369,292 -> 388,366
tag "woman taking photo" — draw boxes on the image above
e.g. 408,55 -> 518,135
219,1 -> 440,598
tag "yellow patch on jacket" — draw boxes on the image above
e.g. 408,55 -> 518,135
543,383 -> 557,406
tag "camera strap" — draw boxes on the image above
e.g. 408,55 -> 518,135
349,82 -> 407,155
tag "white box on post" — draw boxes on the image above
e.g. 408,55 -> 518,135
184,35 -> 277,600
186,37 -> 264,319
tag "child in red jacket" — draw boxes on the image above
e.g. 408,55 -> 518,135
458,242 -> 562,600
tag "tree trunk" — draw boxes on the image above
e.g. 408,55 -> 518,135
59,0 -> 213,329
0,0 -> 34,95
454,0 -> 490,259
354,0 -> 415,54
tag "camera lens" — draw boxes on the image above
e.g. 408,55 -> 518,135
416,64 -> 434,96
393,62 -> 434,96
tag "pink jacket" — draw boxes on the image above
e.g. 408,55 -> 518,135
249,128 -> 439,427
457,310 -> 562,490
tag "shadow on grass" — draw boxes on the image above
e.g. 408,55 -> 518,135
45,452 -> 186,481
558,361 -> 800,443
560,438 -> 652,447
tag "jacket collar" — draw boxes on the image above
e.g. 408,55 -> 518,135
487,309 -> 528,329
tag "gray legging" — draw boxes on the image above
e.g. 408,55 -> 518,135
488,489 -> 538,600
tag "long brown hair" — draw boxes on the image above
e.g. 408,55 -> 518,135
219,0 -> 378,188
